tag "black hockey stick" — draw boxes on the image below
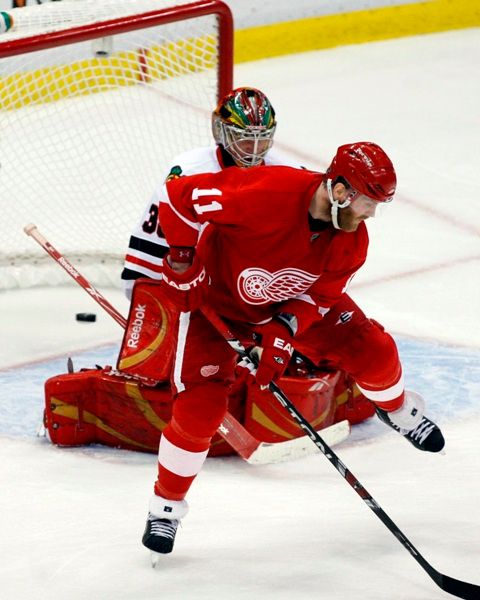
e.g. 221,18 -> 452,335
201,305 -> 479,600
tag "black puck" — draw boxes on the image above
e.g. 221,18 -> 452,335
76,312 -> 96,322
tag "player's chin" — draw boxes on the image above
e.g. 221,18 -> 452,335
340,220 -> 361,233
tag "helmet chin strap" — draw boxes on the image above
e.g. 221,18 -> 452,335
326,178 -> 352,230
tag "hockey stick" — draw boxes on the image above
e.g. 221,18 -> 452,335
24,224 -> 127,328
23,223 -> 349,464
220,412 -> 349,465
201,305 -> 479,600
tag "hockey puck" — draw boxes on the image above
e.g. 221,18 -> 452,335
76,312 -> 96,322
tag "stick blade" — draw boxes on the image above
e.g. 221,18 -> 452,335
247,420 -> 350,465
433,571 -> 480,600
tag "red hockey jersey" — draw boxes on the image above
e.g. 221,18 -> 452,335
160,165 -> 368,332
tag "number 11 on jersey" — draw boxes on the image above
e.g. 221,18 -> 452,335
192,187 -> 223,215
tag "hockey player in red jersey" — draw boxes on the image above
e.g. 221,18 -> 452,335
141,141 -> 445,557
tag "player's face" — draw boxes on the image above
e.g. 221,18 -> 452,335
338,195 -> 378,232
234,138 -> 271,164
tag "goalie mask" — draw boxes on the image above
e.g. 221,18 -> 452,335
212,87 -> 276,167
325,142 -> 397,229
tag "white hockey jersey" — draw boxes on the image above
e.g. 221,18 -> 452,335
121,145 -> 303,298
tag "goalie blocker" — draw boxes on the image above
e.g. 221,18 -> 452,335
117,278 -> 178,383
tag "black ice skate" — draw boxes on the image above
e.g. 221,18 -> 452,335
142,513 -> 179,555
376,407 -> 445,453
142,495 -> 188,564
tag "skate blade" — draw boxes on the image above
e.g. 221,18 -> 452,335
150,551 -> 162,568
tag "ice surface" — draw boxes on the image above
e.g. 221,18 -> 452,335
0,29 -> 479,600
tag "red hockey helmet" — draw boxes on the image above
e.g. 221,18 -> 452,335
212,87 -> 276,166
326,142 -> 397,202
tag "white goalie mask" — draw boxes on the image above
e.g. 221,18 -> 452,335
212,87 -> 276,167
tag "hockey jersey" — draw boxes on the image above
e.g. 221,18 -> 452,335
160,165 -> 369,333
121,145 -> 300,298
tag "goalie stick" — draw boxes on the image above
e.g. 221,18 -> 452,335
23,223 -> 349,464
220,412 -> 349,465
201,305 -> 480,600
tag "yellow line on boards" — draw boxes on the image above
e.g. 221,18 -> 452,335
234,0 -> 480,63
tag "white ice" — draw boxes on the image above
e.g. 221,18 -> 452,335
0,29 -> 479,600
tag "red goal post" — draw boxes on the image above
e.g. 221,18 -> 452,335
0,0 -> 233,290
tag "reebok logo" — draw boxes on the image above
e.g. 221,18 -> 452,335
126,304 -> 147,348
59,256 -> 79,279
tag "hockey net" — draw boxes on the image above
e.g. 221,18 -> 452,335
0,0 -> 233,290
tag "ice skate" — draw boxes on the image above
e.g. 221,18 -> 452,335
376,391 -> 445,453
142,513 -> 179,562
142,495 -> 188,564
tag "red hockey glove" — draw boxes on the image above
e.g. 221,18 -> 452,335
161,249 -> 209,313
253,315 -> 296,387
235,354 -> 258,384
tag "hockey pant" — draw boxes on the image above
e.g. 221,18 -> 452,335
154,295 -> 404,501
294,294 -> 404,411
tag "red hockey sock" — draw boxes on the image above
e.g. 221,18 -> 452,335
153,383 -> 229,500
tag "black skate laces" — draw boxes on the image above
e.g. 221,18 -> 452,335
406,418 -> 436,444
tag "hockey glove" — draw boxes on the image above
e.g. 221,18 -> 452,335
235,354 -> 258,384
253,315 -> 296,387
161,250 -> 208,313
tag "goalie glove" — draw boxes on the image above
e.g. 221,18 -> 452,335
161,248 -> 209,313
253,313 -> 296,387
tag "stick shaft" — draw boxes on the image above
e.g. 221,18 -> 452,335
201,306 -> 479,600
24,223 -> 126,328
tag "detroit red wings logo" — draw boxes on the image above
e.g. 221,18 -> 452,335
237,267 -> 319,305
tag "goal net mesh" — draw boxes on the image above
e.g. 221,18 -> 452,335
0,0 -> 231,289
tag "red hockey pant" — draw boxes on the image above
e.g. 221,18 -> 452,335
154,295 -> 403,501
295,294 -> 404,407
